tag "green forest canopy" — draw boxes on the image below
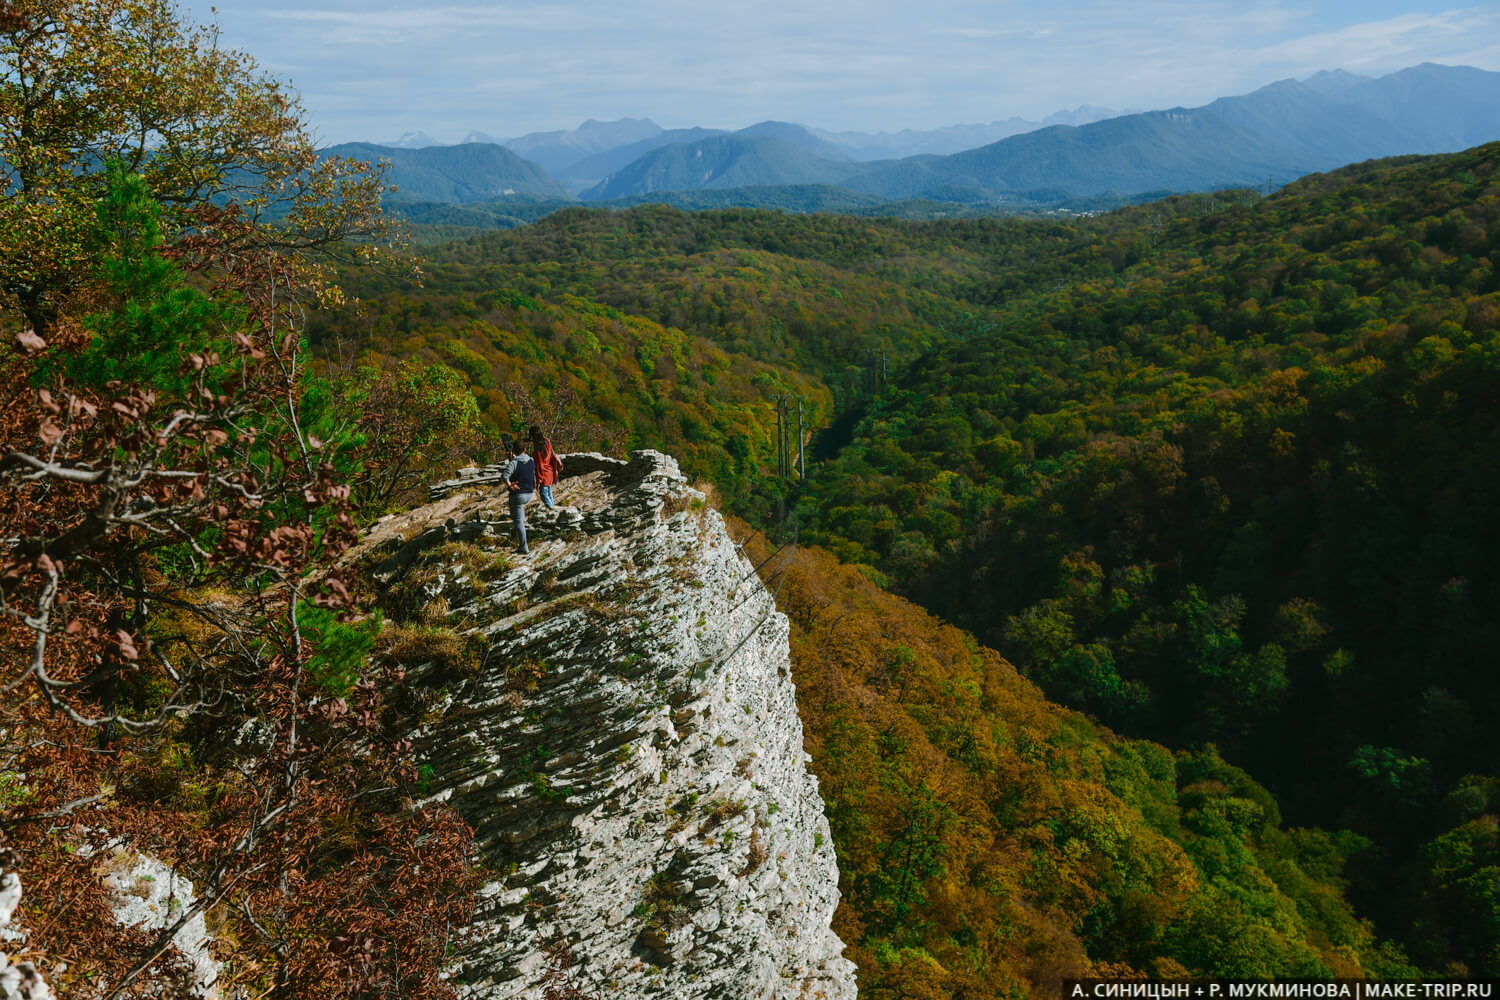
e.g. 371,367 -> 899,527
314,142 -> 1500,981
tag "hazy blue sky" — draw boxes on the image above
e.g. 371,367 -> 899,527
204,1 -> 1500,144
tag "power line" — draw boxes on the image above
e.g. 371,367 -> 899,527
770,393 -> 810,481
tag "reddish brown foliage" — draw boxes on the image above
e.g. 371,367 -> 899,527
0,284 -> 479,998
0,5 -> 476,994
0,158 -> 474,1000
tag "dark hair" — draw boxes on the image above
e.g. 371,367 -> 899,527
528,424 -> 544,443
508,436 -> 526,456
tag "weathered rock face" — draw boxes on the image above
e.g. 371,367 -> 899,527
356,452 -> 855,999
99,851 -> 219,998
0,859 -> 52,1000
0,848 -> 218,1000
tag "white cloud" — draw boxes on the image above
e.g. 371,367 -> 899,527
932,27 -> 1023,38
1256,8 -> 1500,71
206,1 -> 1500,143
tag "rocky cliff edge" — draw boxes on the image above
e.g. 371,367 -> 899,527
349,451 -> 856,999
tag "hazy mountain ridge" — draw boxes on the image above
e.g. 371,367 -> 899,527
322,141 -> 574,202
554,122 -> 851,196
841,63 -> 1499,199
812,104 -> 1135,159
443,107 -> 1136,166
373,105 -> 1135,169
736,120 -> 855,161
1198,78 -> 1422,166
344,63 -> 1500,215
1204,63 -> 1500,162
846,108 -> 1314,198
555,127 -> 731,186
502,116 -> 664,172
377,130 -> 446,149
581,134 -> 867,201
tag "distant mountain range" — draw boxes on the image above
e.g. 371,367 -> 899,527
582,134 -> 864,200
321,141 -> 573,201
373,107 -> 1137,165
343,63 -> 1499,216
555,127 -> 728,190
498,117 -> 663,173
872,62 -> 1498,198
378,130 -> 446,149
811,105 -> 1135,159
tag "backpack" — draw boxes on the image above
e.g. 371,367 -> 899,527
510,454 -> 536,493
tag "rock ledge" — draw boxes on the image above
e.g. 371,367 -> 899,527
354,451 -> 855,999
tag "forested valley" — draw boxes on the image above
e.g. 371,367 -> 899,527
300,143 -> 1500,989
5,2 -> 1497,997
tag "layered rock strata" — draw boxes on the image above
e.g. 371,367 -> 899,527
354,452 -> 855,999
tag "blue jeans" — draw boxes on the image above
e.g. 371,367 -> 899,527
510,492 -> 533,552
538,484 -> 555,509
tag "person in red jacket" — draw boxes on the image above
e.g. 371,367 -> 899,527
529,424 -> 564,509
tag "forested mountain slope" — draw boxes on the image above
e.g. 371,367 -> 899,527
316,143 -> 1500,980
322,141 -> 575,202
751,530 -> 1413,993
312,204 -> 1009,511
307,280 -> 828,516
798,143 -> 1500,975
583,135 -> 866,200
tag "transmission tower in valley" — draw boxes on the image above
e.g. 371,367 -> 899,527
771,393 -> 807,480
861,347 -> 888,392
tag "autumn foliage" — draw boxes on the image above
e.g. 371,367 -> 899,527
5,0 -> 1497,991
305,141 -> 1500,981
743,531 -> 1410,994
0,3 -> 476,996
796,144 -> 1500,975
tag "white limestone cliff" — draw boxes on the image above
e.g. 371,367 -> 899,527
0,858 -> 52,1000
356,451 -> 856,999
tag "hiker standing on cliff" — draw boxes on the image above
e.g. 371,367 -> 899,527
503,436 -> 536,554
529,424 -> 564,509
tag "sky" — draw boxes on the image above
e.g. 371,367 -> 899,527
204,0 -> 1500,145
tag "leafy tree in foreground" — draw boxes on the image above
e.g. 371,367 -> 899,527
0,0 -> 401,337
0,4 -> 475,996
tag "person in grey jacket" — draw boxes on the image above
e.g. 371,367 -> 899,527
502,437 -> 536,554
